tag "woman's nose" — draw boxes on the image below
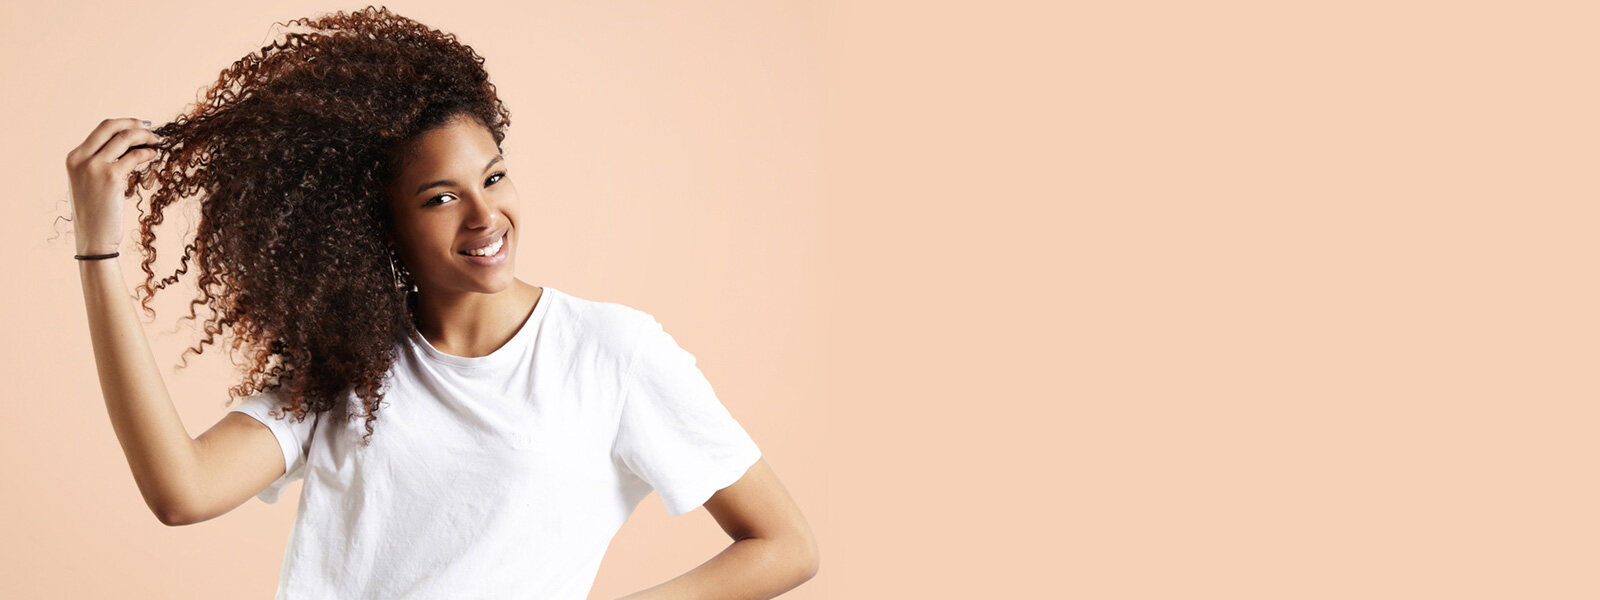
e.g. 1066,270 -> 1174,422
463,194 -> 499,228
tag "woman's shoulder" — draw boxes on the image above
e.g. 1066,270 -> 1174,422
546,287 -> 658,353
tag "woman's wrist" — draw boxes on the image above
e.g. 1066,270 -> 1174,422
76,244 -> 121,257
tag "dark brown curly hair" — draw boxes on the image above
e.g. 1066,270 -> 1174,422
123,5 -> 512,447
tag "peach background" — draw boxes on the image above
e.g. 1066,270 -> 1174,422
4,1 -> 1597,598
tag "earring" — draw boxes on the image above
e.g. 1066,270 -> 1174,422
387,247 -> 413,293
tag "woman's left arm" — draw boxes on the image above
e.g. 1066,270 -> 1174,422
617,458 -> 819,600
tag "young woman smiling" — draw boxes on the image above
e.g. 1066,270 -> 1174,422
68,7 -> 816,598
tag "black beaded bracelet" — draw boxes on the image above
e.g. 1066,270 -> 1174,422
74,252 -> 120,261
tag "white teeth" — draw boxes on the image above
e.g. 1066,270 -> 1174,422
462,235 -> 503,257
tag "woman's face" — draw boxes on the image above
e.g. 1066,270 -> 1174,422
385,115 -> 519,296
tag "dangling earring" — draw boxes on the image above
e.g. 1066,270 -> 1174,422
387,246 -> 416,293
387,247 -> 401,291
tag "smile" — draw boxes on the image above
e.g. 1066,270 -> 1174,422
458,231 -> 509,265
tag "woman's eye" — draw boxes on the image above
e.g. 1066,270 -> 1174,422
423,173 -> 506,207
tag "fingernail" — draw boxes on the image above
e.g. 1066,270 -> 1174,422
141,119 -> 151,127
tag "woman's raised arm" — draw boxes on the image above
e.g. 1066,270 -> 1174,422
66,117 -> 281,526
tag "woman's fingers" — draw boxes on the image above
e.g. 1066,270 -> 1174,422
95,126 -> 163,166
70,117 -> 148,166
114,147 -> 161,172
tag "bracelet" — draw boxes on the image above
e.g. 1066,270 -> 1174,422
74,252 -> 120,261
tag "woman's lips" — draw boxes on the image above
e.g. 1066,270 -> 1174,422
458,232 -> 508,266
458,229 -> 507,254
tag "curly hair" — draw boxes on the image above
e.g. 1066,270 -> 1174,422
121,5 -> 512,447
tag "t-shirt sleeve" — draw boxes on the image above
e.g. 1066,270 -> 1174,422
612,316 -> 763,516
228,390 -> 318,504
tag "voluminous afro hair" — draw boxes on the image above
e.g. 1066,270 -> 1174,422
126,5 -> 511,446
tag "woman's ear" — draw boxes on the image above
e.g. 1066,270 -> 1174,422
379,216 -> 400,250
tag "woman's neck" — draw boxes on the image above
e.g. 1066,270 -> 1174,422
413,279 -> 542,358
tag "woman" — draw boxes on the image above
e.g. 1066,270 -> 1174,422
66,6 -> 816,598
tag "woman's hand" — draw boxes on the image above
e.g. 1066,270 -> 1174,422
65,117 -> 163,256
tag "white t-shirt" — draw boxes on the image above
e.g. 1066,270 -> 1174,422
227,286 -> 763,599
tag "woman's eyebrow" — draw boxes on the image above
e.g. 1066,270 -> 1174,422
413,154 -> 504,196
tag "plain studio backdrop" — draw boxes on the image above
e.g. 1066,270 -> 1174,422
3,1 -> 1597,598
